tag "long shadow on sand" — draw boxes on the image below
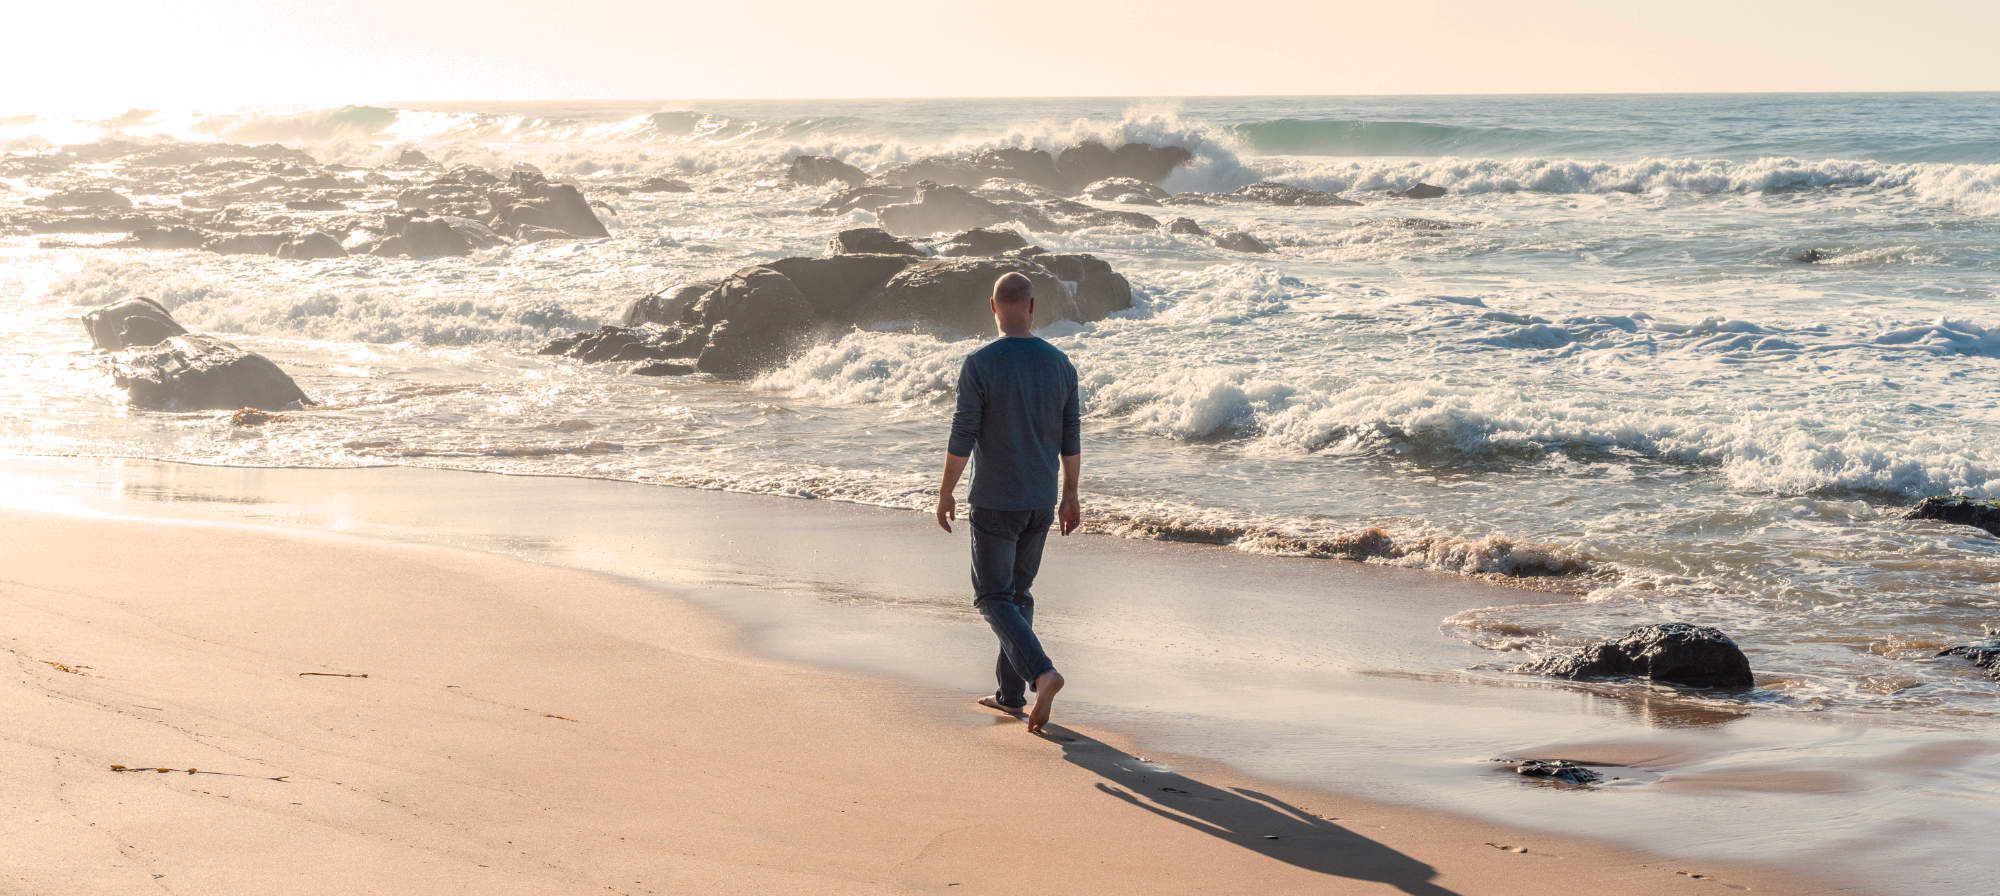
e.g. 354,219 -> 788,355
1044,726 -> 1462,896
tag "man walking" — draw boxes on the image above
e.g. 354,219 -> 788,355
935,271 -> 1081,735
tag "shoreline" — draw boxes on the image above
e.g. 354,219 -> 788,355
0,495 -> 1860,894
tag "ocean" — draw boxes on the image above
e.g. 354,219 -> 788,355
4,93 -> 1998,723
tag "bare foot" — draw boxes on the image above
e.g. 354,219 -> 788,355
1027,670 -> 1064,734
977,695 -> 1025,715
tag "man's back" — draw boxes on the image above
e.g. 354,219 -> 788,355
948,336 -> 1081,511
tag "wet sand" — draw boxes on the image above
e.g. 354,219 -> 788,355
0,458 -> 1955,893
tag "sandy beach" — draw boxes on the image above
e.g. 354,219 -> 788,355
0,460 -> 1876,895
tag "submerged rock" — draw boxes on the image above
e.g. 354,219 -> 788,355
275,230 -> 346,259
1937,643 -> 2000,682
202,232 -> 288,256
392,148 -> 434,167
827,227 -> 923,257
33,187 -> 133,209
815,183 -> 916,215
82,297 -> 186,350
1391,183 -> 1448,199
788,155 -> 869,187
109,334 -> 312,411
538,324 -> 703,364
1906,496 -> 2000,537
125,224 -> 207,250
1510,759 -> 1601,785
371,213 -> 505,258
1164,217 -> 1207,237
634,175 -> 694,193
1526,623 -> 1754,690
1082,177 -> 1169,205
1228,181 -> 1361,207
1212,230 -> 1273,253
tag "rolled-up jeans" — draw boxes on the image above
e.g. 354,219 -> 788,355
970,505 -> 1057,708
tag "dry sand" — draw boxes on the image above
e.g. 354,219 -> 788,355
1,508 -> 1854,894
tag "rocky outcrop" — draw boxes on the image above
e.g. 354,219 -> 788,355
1227,181 -> 1361,207
110,334 -> 314,411
1906,496 -> 2000,537
1391,182 -> 1447,199
1055,142 -> 1192,192
1213,230 -> 1272,253
1165,217 -> 1206,236
878,183 -> 1014,236
551,245 -> 1132,376
1509,759 -> 1601,785
371,213 -> 505,258
1938,643 -> 2000,682
1526,623 -> 1754,690
634,175 -> 694,193
125,224 -> 207,249
276,231 -> 346,259
788,156 -> 868,187
33,188 -> 133,209
935,227 -> 1030,257
538,324 -> 703,364
766,254 -> 917,320
392,148 -> 434,167
83,297 -> 187,350
488,165 -> 608,238
816,183 -> 916,215
827,227 -> 923,256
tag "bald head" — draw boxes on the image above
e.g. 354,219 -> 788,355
992,272 -> 1034,305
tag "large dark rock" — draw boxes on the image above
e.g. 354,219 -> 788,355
827,227 -> 923,257
1937,643 -> 2000,682
276,231 -> 346,259
1526,623 -> 1754,690
861,257 -> 1070,336
1034,198 -> 1159,231
1230,181 -> 1361,207
621,281 -> 717,327
1392,182 -> 1448,199
396,182 -> 488,217
1906,496 -> 2000,537
82,297 -> 186,350
33,188 -> 133,209
489,166 -> 608,238
108,334 -> 312,411
685,267 -> 817,376
1038,253 -> 1134,323
766,254 -> 915,320
878,183 -> 1013,236
881,149 -> 1063,193
1165,217 -> 1206,236
392,148 -> 434,167
935,227 -> 1030,257
788,155 -> 868,187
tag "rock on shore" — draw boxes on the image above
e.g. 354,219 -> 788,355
1526,623 -> 1754,690
1906,496 -> 2000,537
82,299 -> 312,411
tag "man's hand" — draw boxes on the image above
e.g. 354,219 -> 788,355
937,491 -> 957,533
1059,493 -> 1080,536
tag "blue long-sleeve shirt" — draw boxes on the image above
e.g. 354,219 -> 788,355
948,336 -> 1081,511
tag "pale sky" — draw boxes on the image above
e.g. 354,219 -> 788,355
4,0 -> 1994,111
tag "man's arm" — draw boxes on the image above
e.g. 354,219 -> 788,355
939,358 -> 981,533
1059,452 -> 1080,536
1059,365 -> 1082,536
937,452 -> 969,533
